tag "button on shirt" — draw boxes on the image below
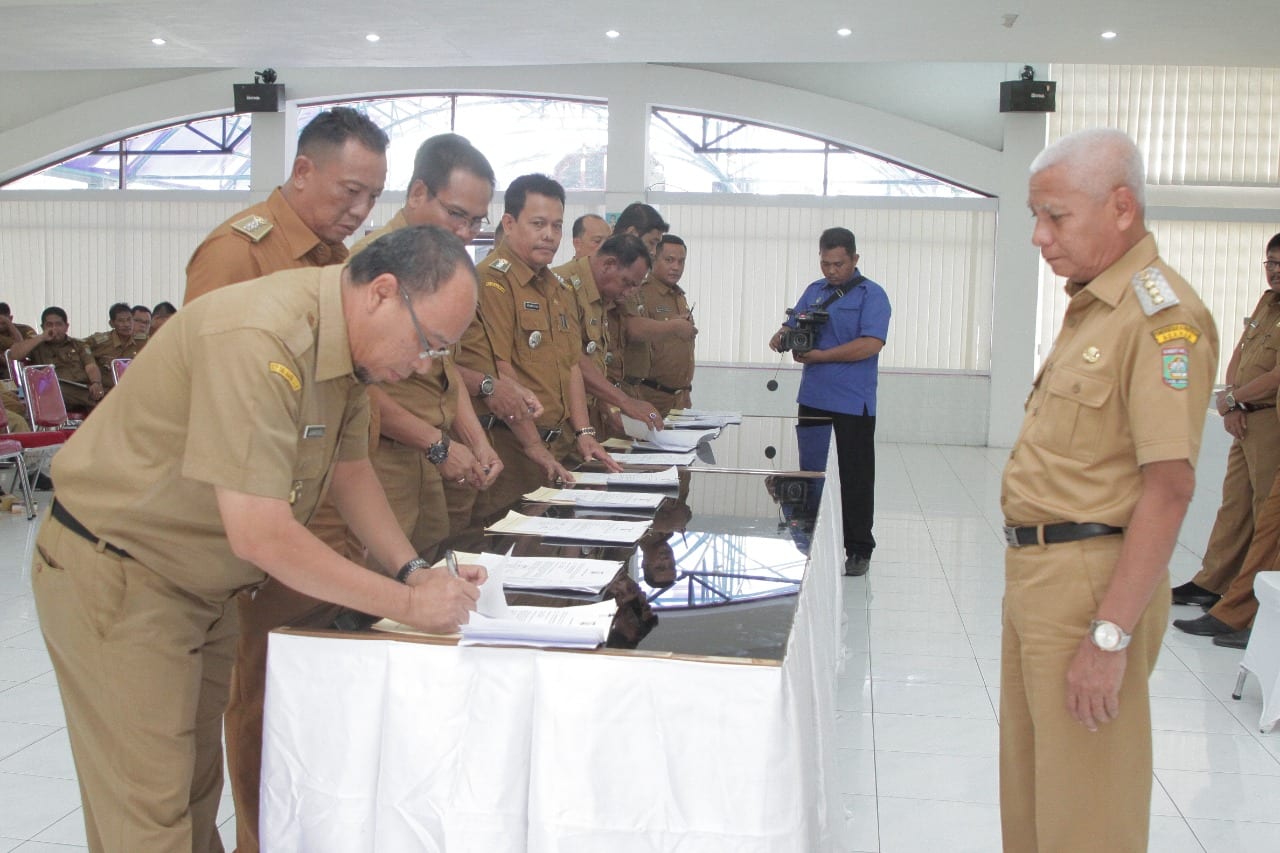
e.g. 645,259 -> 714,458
789,272 -> 891,416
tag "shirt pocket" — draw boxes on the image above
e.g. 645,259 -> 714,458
518,308 -> 553,365
1039,367 -> 1115,462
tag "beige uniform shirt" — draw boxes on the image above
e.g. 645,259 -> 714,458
458,242 -> 579,428
640,277 -> 694,390
184,188 -> 349,305
51,266 -> 369,599
85,330 -> 142,388
0,323 -> 36,354
605,302 -> 628,386
1002,235 -> 1219,527
26,337 -> 94,385
554,256 -> 610,377
1232,291 -> 1280,390
622,283 -> 652,381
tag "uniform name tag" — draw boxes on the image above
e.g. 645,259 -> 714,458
303,424 -> 326,439
524,301 -> 541,310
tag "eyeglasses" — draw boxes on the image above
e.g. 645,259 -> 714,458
433,196 -> 489,234
1265,260 -> 1280,272
399,287 -> 451,361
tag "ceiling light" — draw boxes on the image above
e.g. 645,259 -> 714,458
1101,31 -> 1117,39
366,33 -> 381,43
151,37 -> 166,46
836,27 -> 852,37
605,30 -> 620,39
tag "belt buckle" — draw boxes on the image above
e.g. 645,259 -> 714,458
1003,525 -> 1021,547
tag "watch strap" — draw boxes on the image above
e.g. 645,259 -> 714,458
396,557 -> 431,583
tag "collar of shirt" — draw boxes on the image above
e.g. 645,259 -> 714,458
267,187 -> 347,266
820,268 -> 864,292
1063,233 -> 1158,306
315,265 -> 356,382
492,244 -> 556,295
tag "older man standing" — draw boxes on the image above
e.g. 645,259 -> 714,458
1000,128 -> 1217,852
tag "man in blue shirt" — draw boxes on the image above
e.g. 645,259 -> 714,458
771,227 -> 891,576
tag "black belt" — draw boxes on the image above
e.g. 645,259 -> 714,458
1240,401 -> 1277,413
624,377 -> 689,395
1003,522 -> 1123,548
478,414 -> 563,445
51,499 -> 132,559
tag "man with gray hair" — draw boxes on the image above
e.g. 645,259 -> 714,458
1000,128 -> 1217,851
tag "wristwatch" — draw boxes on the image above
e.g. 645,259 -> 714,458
478,374 -> 496,397
396,557 -> 431,584
575,427 -> 597,438
1089,619 -> 1131,652
1225,390 -> 1238,411
425,434 -> 451,465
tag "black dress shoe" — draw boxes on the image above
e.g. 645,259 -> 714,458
1171,581 -> 1221,607
1172,613 -> 1235,636
844,555 -> 870,577
1212,627 -> 1251,649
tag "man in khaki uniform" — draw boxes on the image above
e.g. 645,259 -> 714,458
33,226 -> 485,853
9,306 -> 104,411
183,106 -> 387,305
571,213 -> 612,259
1000,128 -> 1218,853
351,133 -> 506,565
554,233 -> 662,438
624,235 -> 696,415
0,302 -> 37,357
182,106 -> 390,852
84,302 -> 143,389
1171,232 -> 1280,609
456,173 -> 621,528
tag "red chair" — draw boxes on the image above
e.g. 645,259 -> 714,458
111,358 -> 132,385
0,404 -> 64,519
22,364 -> 71,429
3,348 -> 23,397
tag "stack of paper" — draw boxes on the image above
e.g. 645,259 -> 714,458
435,550 -> 621,594
670,409 -> 743,426
621,415 -> 719,451
485,510 -> 652,544
460,601 -> 617,648
572,466 -> 680,488
523,486 -> 667,510
608,451 -> 697,467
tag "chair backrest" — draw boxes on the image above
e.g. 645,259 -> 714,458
111,358 -> 132,385
22,364 -> 68,429
3,349 -> 23,399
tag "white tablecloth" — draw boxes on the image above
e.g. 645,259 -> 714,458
261,460 -> 845,851
1241,573 -> 1280,733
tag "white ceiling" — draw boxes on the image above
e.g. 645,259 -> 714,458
0,0 -> 1275,72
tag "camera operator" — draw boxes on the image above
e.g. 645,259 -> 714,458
769,227 -> 891,577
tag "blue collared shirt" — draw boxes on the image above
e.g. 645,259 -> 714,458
786,270 -> 891,416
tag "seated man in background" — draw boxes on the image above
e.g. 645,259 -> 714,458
85,302 -> 143,389
131,304 -> 152,343
9,307 -> 104,412
150,301 -> 177,335
0,302 -> 37,359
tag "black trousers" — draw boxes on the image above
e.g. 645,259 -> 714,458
798,403 -> 876,558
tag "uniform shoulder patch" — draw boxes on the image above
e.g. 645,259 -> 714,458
569,274 -> 582,290
230,214 -> 273,243
1152,323 -> 1202,345
485,281 -> 507,294
1131,267 -> 1180,316
268,361 -> 301,392
489,258 -> 511,273
85,332 -> 109,347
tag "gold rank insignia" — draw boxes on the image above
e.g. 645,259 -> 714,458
231,214 -> 273,243
1152,323 -> 1201,345
485,281 -> 506,294
489,258 -> 511,273
1082,346 -> 1101,363
268,361 -> 301,392
1131,267 -> 1180,316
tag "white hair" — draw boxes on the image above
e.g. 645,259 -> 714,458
1030,128 -> 1146,207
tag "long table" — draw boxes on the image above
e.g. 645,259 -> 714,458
260,425 -> 846,851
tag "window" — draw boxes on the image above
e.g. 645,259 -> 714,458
650,109 -> 982,199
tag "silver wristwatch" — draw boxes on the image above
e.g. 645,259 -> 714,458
478,374 -> 496,397
1089,619 -> 1131,652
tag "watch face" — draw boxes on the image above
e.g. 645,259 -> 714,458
479,376 -> 495,396
1093,622 -> 1121,650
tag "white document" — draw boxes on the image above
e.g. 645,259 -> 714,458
608,451 -> 697,467
523,487 -> 667,510
440,550 -> 621,594
485,510 -> 652,544
460,600 -> 618,648
671,409 -> 744,426
572,466 -> 680,488
621,415 -> 720,451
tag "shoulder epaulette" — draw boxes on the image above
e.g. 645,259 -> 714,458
488,258 -> 511,273
1132,267 -> 1180,317
230,214 -> 273,243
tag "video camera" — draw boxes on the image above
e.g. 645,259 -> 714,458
777,308 -> 829,354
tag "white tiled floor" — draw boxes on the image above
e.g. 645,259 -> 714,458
0,442 -> 1275,851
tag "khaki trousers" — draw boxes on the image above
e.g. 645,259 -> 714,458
1193,412 -> 1280,591
1210,466 -> 1280,629
633,383 -> 690,417
371,441 -> 450,567
1000,535 -> 1169,853
33,516 -> 236,853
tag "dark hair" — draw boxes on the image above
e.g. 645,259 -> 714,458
504,174 -> 566,219
0,303 -> 10,316
41,306 -> 68,325
1268,233 -> 1280,254
613,203 -> 668,236
131,304 -> 151,315
819,227 -> 857,255
348,225 -> 477,298
597,233 -> 652,270
297,107 -> 389,159
410,133 -> 495,195
109,302 -> 132,321
573,214 -> 607,239
657,234 -> 686,251
152,301 -> 177,318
